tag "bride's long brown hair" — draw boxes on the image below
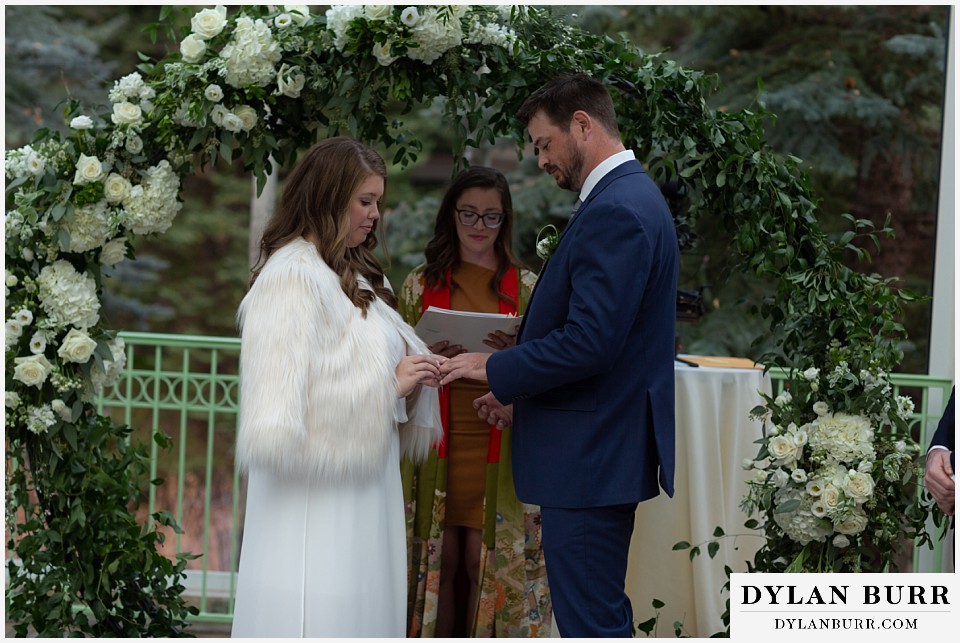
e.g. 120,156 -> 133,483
249,137 -> 396,312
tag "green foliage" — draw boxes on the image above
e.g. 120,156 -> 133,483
5,414 -> 198,636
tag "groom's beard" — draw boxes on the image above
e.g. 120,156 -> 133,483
552,146 -> 584,192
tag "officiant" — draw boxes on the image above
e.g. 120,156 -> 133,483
397,166 -> 552,637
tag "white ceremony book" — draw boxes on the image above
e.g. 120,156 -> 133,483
414,306 -> 523,353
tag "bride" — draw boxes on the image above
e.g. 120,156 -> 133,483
230,137 -> 443,637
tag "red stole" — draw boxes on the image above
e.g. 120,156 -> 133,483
420,266 -> 520,462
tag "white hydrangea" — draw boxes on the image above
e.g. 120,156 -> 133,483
37,260 -> 101,330
123,160 -> 182,235
108,72 -> 152,104
807,412 -> 876,464
4,145 -> 46,180
773,487 -> 833,545
407,6 -> 463,64
220,16 -> 283,87
25,404 -> 57,434
62,200 -> 112,253
326,4 -> 365,50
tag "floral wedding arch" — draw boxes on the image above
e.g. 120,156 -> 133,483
4,5 -> 933,636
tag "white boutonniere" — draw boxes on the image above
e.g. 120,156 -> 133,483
535,224 -> 560,261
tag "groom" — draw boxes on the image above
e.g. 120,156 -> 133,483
439,73 -> 679,637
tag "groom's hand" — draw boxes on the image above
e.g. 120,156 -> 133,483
439,352 -> 490,386
474,391 -> 512,429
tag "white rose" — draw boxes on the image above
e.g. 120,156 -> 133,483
833,534 -> 850,548
6,391 -> 20,408
6,319 -> 23,341
803,367 -> 819,381
111,101 -> 143,126
180,33 -> 207,63
400,6 -> 419,26
6,273 -> 17,288
191,5 -> 228,39
204,84 -> 224,102
774,390 -> 792,407
813,400 -> 829,416
58,328 -> 98,363
21,247 -> 34,262
820,484 -> 841,510
73,153 -> 105,185
768,435 -> 798,464
70,115 -> 94,130
220,111 -> 244,133
13,354 -> 53,388
284,5 -> 310,25
100,237 -> 128,266
835,508 -> 869,535
843,471 -> 874,502
276,67 -> 306,98
772,468 -> 790,488
103,173 -> 132,204
741,458 -> 754,470
125,134 -> 143,155
753,469 -> 769,483
365,5 -> 393,21
233,105 -> 258,131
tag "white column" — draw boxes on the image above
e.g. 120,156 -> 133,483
930,6 -> 955,385
920,6 -> 955,574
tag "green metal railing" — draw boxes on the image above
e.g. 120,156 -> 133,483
92,332 -> 953,624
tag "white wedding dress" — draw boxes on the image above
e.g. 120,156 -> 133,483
231,308 -> 409,638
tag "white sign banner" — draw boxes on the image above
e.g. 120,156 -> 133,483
730,572 -> 958,641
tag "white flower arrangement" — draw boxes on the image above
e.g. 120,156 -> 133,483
742,340 -> 927,572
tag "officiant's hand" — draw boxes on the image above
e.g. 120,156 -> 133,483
474,391 -> 512,429
482,324 -> 519,351
925,448 -> 955,516
429,339 -> 467,358
439,352 -> 490,386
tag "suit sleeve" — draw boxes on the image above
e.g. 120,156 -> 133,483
929,387 -> 955,468
488,203 -> 653,401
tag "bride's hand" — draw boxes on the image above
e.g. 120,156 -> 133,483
396,354 -> 445,398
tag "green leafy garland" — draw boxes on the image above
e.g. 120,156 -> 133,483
5,4 -> 928,636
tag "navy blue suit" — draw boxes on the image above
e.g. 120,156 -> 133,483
487,159 -> 679,636
930,387 -> 955,470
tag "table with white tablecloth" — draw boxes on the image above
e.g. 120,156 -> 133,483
625,360 -> 771,638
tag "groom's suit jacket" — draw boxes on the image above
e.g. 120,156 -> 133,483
487,159 -> 679,508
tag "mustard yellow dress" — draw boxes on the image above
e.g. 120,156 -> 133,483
399,262 -> 552,638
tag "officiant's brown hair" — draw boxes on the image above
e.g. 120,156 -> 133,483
422,166 -> 524,309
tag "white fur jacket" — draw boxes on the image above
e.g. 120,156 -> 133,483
235,238 -> 442,483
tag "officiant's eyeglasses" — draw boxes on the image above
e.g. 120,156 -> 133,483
456,209 -> 504,229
